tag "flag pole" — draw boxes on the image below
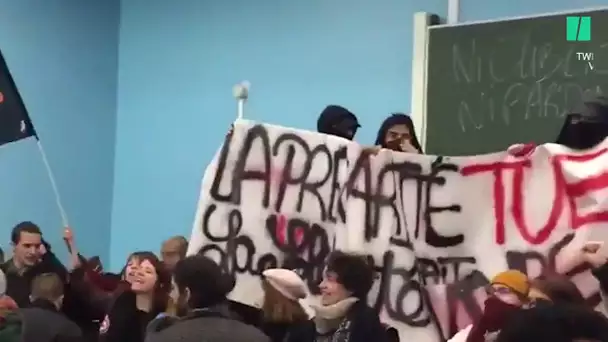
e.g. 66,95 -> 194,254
0,49 -> 70,231
233,81 -> 250,120
35,140 -> 69,228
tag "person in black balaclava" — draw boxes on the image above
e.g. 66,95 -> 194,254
374,113 -> 422,153
555,96 -> 608,150
317,105 -> 361,140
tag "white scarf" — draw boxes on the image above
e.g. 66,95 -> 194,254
311,297 -> 359,333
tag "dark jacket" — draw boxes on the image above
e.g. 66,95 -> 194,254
0,243 -> 68,307
145,304 -> 271,342
98,289 -> 163,342
62,267 -> 103,342
261,321 -> 311,342
0,311 -> 23,342
302,301 -> 388,342
19,299 -> 83,342
592,262 -> 608,294
65,259 -> 126,342
228,300 -> 263,327
591,261 -> 608,313
226,300 -> 310,342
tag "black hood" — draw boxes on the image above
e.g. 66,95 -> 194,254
556,96 -> 608,150
317,105 -> 360,140
374,113 -> 422,152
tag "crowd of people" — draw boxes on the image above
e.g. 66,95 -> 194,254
0,98 -> 606,342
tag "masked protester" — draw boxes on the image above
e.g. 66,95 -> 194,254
374,113 -> 422,154
555,96 -> 608,150
449,270 -> 530,342
317,105 -> 361,141
508,97 -> 608,157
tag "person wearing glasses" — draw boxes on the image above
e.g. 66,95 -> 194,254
448,270 -> 530,342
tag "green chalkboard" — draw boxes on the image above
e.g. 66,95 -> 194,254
425,9 -> 608,156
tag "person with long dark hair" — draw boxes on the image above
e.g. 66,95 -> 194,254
374,113 -> 422,154
98,251 -> 170,342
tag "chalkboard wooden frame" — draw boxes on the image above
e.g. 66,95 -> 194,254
419,7 -> 608,155
410,12 -> 441,150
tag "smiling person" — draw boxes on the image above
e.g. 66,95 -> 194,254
302,251 -> 387,342
98,251 -> 170,342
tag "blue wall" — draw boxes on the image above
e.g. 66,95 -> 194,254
110,0 -> 608,269
461,0 -> 608,22
0,1 -> 120,263
5,1 -> 604,269
110,0 -> 448,268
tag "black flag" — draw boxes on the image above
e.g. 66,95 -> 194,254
0,49 -> 37,146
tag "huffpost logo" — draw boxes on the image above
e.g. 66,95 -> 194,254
566,16 -> 591,41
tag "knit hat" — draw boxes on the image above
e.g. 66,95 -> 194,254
491,270 -> 530,296
262,268 -> 307,301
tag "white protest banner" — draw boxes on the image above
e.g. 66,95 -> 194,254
188,119 -> 608,342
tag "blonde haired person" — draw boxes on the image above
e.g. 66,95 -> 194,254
260,268 -> 310,342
